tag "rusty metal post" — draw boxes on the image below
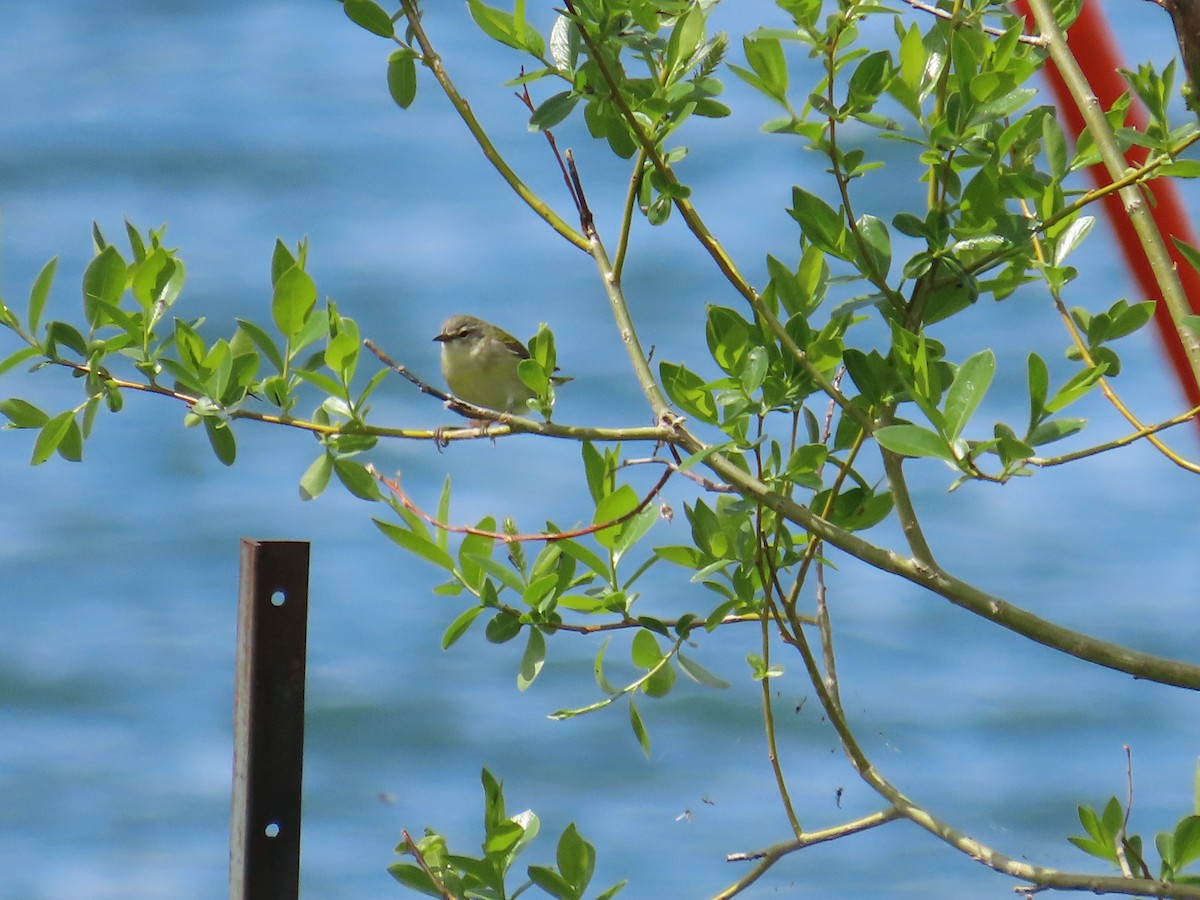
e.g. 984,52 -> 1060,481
230,540 -> 310,900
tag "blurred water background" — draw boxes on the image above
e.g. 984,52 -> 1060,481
0,1 -> 1197,897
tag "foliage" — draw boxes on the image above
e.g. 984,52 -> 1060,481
4,0 -> 1200,896
388,769 -> 626,900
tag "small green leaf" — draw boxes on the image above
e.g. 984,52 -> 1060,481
629,698 -> 651,757
517,627 -> 546,691
874,423 -> 954,460
299,453 -> 333,501
0,397 -> 49,429
1175,236 -> 1200,280
271,266 -> 318,340
31,410 -> 75,465
387,48 -> 418,109
55,417 -> 83,462
855,214 -> 891,278
235,318 -> 285,373
659,360 -> 718,423
529,91 -> 578,131
556,822 -> 595,894
1027,352 -> 1049,422
485,610 -> 522,644
943,349 -> 995,440
82,245 -> 128,327
1053,215 -> 1095,265
1168,815 -> 1200,871
631,629 -> 663,669
1045,365 -> 1105,413
333,457 -> 381,500
528,866 -> 573,899
374,519 -> 456,571
343,0 -> 395,37
28,257 -> 58,336
789,187 -> 846,257
441,605 -> 484,649
204,418 -> 237,466
677,651 -> 731,688
593,484 -> 639,551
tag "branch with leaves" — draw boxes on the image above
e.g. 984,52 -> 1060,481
5,0 -> 1200,897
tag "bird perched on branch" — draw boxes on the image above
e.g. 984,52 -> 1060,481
434,313 -> 568,415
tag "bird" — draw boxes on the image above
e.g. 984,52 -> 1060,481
433,313 -> 552,414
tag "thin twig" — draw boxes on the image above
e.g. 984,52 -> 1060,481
400,829 -> 458,900
370,464 -> 671,543
900,0 -> 1049,45
617,456 -> 736,492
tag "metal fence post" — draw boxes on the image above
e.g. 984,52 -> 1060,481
230,539 -> 310,900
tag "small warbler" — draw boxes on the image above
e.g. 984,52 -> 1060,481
434,314 -> 566,414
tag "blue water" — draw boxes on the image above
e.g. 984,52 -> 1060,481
1,1 -> 1197,898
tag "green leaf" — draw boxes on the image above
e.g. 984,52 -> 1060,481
1028,416 -> 1085,447
738,34 -> 788,102
82,245 -> 128,327
235,318 -> 285,373
659,360 -> 718,424
0,345 -> 39,380
55,417 -> 83,462
788,187 -> 846,257
529,91 -> 579,131
943,349 -> 995,440
468,0 -> 542,54
855,214 -> 891,278
271,265 -> 318,340
1105,299 -> 1155,340
374,518 -> 456,571
677,650 -> 731,688
517,627 -> 546,691
343,0 -> 395,37
629,698 -> 651,757
874,423 -> 954,461
204,418 -> 237,466
485,610 -> 522,644
333,457 -> 381,500
631,629 -> 663,669
28,257 -> 57,336
441,605 -> 484,649
458,522 -> 496,592
387,48 -> 418,109
549,13 -> 579,72
0,397 -> 49,429
556,537 -> 610,580
556,823 -> 595,894
1053,215 -> 1095,265
1045,365 -> 1105,413
1169,815 -> 1200,871
298,453 -> 333,501
1027,352 -> 1049,422
665,2 -> 705,81
31,410 -> 75,465
594,880 -> 629,900
131,247 -> 180,312
592,484 -> 639,551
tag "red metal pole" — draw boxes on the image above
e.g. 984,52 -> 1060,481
1012,0 -> 1200,416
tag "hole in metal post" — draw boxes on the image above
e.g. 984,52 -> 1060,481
265,822 -> 281,838
270,590 -> 286,607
